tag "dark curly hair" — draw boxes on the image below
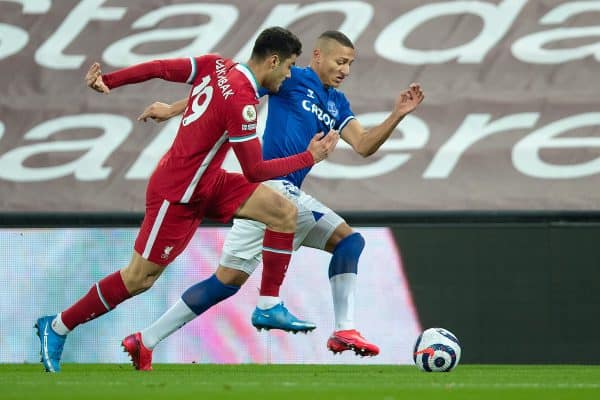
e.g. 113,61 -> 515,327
251,27 -> 302,62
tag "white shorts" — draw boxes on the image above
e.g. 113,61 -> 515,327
220,179 -> 345,274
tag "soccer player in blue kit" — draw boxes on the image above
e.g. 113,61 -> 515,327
124,31 -> 424,369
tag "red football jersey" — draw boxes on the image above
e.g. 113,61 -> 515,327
102,55 -> 314,203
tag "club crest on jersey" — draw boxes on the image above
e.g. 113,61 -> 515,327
242,105 -> 257,122
161,245 -> 174,260
327,101 -> 339,118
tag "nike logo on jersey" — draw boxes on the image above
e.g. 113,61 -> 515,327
301,100 -> 336,130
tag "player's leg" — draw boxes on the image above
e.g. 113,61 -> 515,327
128,258 -> 255,372
300,198 -> 379,356
205,173 -> 299,299
246,181 -> 367,342
252,182 -> 345,329
138,266 -> 250,350
36,252 -> 164,372
211,175 -> 316,333
123,267 -> 245,371
231,180 -> 317,332
213,214 -> 316,333
121,177 -> 299,369
323,223 -> 378,357
36,199 -> 196,372
119,200 -> 205,371
234,183 -> 297,302
323,223 -> 361,332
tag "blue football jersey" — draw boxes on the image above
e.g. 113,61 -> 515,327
262,66 -> 355,187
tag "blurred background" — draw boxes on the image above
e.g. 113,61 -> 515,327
0,0 -> 599,364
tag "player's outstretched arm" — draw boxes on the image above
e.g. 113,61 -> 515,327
87,59 -> 198,93
138,98 -> 187,123
343,83 -> 424,157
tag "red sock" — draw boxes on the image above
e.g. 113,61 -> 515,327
260,229 -> 294,296
61,271 -> 132,330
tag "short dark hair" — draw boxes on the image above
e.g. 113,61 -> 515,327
251,27 -> 302,62
318,30 -> 354,49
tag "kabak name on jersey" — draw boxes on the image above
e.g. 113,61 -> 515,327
215,58 -> 234,100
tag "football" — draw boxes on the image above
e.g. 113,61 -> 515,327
413,327 -> 461,372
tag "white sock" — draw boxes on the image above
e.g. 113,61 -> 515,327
140,299 -> 197,350
51,313 -> 70,336
257,296 -> 281,310
330,273 -> 356,331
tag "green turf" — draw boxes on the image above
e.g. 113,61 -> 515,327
1,364 -> 599,400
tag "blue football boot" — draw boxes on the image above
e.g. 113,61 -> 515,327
35,315 -> 67,373
251,302 -> 316,334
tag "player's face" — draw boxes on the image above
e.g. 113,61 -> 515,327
316,43 -> 355,88
264,54 -> 298,93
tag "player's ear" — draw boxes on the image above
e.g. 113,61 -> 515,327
312,48 -> 321,64
268,54 -> 280,71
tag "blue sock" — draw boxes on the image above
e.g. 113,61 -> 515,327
181,274 -> 239,315
328,232 -> 365,279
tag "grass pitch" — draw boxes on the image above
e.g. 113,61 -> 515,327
1,364 -> 599,400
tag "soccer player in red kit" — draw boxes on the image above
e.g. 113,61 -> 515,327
34,27 -> 339,373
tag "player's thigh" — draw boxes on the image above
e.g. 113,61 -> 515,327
205,171 -> 259,223
219,211 -> 314,275
220,218 -> 264,275
262,180 -> 319,250
219,181 -> 313,274
235,183 -> 296,227
134,199 -> 201,266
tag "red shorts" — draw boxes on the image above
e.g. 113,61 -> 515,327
134,170 -> 259,266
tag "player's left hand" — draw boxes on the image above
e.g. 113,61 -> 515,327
307,130 -> 339,163
394,83 -> 424,115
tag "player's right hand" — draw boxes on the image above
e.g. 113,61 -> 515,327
308,130 -> 340,163
85,62 -> 110,94
138,102 -> 173,123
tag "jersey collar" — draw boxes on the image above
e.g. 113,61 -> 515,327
306,66 -> 332,92
235,64 -> 260,99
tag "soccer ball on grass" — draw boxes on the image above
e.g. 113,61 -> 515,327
413,327 -> 461,372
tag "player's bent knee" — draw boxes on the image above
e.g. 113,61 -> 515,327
328,232 -> 365,278
215,265 -> 250,286
123,272 -> 159,295
349,232 -> 366,253
121,257 -> 164,294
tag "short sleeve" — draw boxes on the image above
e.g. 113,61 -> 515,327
335,93 -> 355,132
